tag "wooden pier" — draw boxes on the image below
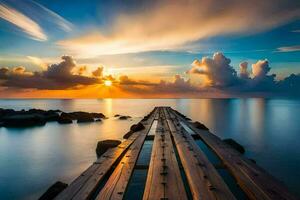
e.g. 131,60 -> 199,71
55,107 -> 297,200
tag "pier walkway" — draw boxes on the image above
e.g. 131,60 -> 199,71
55,107 -> 297,200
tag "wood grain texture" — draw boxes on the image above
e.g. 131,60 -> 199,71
164,107 -> 236,200
95,111 -> 159,200
169,108 -> 298,200
143,108 -> 188,200
55,108 -> 158,200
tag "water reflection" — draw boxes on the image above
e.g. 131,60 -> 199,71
0,98 -> 299,199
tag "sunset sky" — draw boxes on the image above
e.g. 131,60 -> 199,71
0,0 -> 300,98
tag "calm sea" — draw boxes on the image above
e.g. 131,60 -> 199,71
0,99 -> 299,199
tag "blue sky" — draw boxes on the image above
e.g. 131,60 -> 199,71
0,0 -> 300,97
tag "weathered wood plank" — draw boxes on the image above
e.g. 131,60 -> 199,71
169,108 -> 297,200
95,111 -> 159,200
143,108 -> 187,200
55,108 -> 158,200
164,107 -> 236,200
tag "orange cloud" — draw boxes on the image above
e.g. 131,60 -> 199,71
57,0 -> 300,57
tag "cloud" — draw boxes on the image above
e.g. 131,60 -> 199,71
118,74 -> 199,95
187,52 -> 239,87
0,3 -> 47,41
277,45 -> 300,52
57,0 -> 300,57
252,60 -> 271,77
27,56 -> 48,70
92,67 -> 103,77
1,53 -> 299,97
32,0 -> 72,32
0,0 -> 73,41
187,52 -> 300,96
0,56 -> 100,89
239,62 -> 249,79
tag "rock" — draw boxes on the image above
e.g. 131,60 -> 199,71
114,114 -> 120,117
193,121 -> 209,130
130,122 -> 145,132
118,115 -> 131,120
123,123 -> 145,139
44,111 -> 60,121
91,113 -> 105,118
223,138 -> 245,154
2,114 -> 46,127
96,140 -> 121,157
95,119 -> 102,122
57,114 -> 73,124
77,116 -> 94,123
39,181 -> 68,200
60,112 -> 75,120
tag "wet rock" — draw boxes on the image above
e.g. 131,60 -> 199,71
123,123 -> 145,139
130,122 -> 145,132
118,115 -> 131,120
193,121 -> 209,130
77,116 -> 94,123
57,113 -> 73,124
96,140 -> 121,157
44,111 -> 60,121
2,114 -> 46,127
68,112 -> 105,121
91,112 -> 106,119
39,181 -> 68,200
223,138 -> 245,154
114,114 -> 120,117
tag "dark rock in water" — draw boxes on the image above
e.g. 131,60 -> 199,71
2,114 -> 46,127
96,140 -> 121,157
193,121 -> 209,130
123,123 -> 145,139
39,181 -> 68,200
114,114 -> 120,117
60,112 -> 74,120
44,111 -> 60,121
118,115 -> 131,120
57,114 -> 73,124
223,138 -> 245,154
77,116 -> 94,123
95,119 -> 102,122
130,122 -> 145,132
91,112 -> 106,119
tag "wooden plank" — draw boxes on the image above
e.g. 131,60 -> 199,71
95,111 -> 159,200
55,108 -> 158,200
164,107 -> 236,200
143,108 -> 187,200
169,107 -> 297,200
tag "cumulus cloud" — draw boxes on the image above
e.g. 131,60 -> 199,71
57,0 -> 300,57
239,62 -> 249,79
187,52 -> 239,87
187,52 -> 300,96
118,74 -> 199,95
92,67 -> 103,77
0,56 -> 100,90
252,60 -> 271,77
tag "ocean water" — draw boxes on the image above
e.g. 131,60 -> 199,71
0,99 -> 299,199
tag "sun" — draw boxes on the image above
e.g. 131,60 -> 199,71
104,80 -> 112,87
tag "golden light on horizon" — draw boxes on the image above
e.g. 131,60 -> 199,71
104,80 -> 112,87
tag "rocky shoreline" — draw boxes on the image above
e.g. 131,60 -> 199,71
0,108 -> 106,127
